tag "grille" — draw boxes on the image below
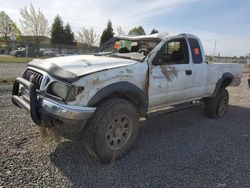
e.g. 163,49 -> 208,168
22,69 -> 43,90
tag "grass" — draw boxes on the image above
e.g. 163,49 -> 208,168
0,77 -> 16,84
0,55 -> 33,64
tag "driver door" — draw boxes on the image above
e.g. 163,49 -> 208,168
148,37 -> 193,111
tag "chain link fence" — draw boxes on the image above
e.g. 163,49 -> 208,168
0,39 -> 98,57
0,39 -> 249,70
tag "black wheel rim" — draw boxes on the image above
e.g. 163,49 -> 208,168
218,96 -> 228,116
105,115 -> 132,150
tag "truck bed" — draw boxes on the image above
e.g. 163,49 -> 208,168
207,63 -> 242,87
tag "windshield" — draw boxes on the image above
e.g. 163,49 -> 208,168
96,38 -> 160,61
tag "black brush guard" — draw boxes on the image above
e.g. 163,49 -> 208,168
12,77 -> 40,124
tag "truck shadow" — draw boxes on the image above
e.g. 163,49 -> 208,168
49,105 -> 250,187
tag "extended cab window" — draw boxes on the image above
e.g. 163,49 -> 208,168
188,38 -> 203,64
155,38 -> 189,65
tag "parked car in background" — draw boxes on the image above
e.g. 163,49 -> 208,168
40,48 -> 57,57
44,50 -> 57,57
10,47 -> 25,56
10,50 -> 18,56
0,48 -> 5,54
15,48 -> 43,57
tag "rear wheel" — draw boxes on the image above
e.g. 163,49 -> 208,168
82,98 -> 139,162
204,88 -> 229,118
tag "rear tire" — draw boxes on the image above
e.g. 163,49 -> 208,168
82,98 -> 139,162
204,88 -> 229,118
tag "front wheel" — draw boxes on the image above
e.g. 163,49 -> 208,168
82,98 -> 139,162
204,88 -> 229,118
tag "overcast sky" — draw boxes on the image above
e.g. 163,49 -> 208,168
1,0 -> 249,56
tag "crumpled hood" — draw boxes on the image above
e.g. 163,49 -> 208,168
29,55 -> 138,76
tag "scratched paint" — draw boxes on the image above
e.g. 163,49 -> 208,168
160,65 -> 178,81
69,62 -> 148,105
126,68 -> 133,74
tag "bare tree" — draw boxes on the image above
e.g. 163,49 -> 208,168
19,4 -> 49,44
0,11 -> 20,39
76,27 -> 99,47
116,26 -> 125,35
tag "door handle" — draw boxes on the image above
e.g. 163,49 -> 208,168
185,70 -> 192,75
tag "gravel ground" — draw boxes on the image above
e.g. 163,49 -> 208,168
0,73 -> 250,187
0,63 -> 27,78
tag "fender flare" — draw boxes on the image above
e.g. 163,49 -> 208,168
211,72 -> 234,98
87,81 -> 148,116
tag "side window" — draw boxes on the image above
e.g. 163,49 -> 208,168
188,38 -> 203,64
157,38 -> 189,65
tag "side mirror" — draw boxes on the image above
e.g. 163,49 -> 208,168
152,51 -> 162,66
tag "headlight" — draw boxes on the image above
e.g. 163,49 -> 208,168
67,86 -> 84,102
48,82 -> 70,100
47,82 -> 84,102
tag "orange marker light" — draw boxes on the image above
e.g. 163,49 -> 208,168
194,48 -> 200,55
114,42 -> 120,49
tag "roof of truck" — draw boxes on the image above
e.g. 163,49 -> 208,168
115,32 -> 170,42
116,33 -> 198,41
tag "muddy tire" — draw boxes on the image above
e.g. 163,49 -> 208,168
82,98 -> 139,162
204,88 -> 229,118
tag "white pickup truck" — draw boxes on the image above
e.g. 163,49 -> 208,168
12,33 -> 241,162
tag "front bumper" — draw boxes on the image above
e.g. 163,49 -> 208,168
12,77 -> 96,135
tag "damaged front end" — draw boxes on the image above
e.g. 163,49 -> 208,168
12,67 -> 96,136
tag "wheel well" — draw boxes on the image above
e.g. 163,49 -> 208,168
211,73 -> 234,98
94,91 -> 147,117
115,91 -> 140,111
87,82 -> 148,117
221,77 -> 233,88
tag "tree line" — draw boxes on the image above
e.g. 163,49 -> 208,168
0,4 -> 159,47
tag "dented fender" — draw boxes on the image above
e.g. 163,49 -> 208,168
68,62 -> 148,111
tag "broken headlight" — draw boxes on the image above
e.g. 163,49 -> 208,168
47,81 -> 84,102
66,86 -> 84,102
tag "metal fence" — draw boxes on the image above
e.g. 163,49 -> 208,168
0,39 -> 249,66
206,55 -> 249,65
0,39 -> 98,57
207,56 -> 250,73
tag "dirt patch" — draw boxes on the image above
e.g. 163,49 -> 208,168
0,77 -> 15,85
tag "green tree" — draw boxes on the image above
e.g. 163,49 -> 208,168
150,28 -> 159,34
128,26 -> 146,36
0,11 -> 20,39
51,15 -> 65,45
64,23 -> 75,45
100,20 -> 114,46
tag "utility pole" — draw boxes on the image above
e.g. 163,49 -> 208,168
213,40 -> 216,62
10,32 -> 16,51
213,40 -> 217,59
25,42 -> 28,58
